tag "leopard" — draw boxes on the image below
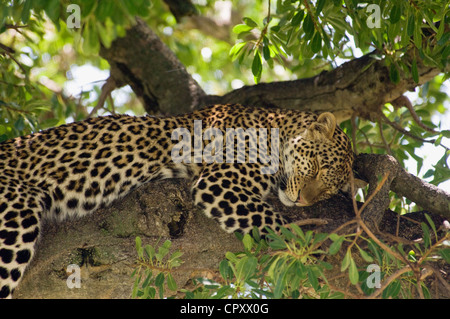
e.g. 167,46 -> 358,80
0,103 -> 357,298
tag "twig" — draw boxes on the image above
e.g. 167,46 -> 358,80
88,76 -> 117,118
4,24 -> 28,30
254,0 -> 271,49
392,95 -> 437,133
367,266 -> 412,298
0,42 -> 16,54
357,129 -> 374,153
291,218 -> 328,227
356,172 -> 389,217
380,113 -> 436,145
358,217 -> 405,262
378,119 -> 393,155
0,44 -> 28,76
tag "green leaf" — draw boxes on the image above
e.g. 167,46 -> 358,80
120,0 -> 139,16
44,0 -> 61,27
232,24 -> 254,34
311,31 -> 322,53
438,248 -> 450,263
243,17 -> 258,28
155,272 -> 165,287
329,233 -> 340,241
156,242 -> 170,262
281,226 -> 295,241
389,63 -> 400,84
441,130 -> 450,138
307,267 -> 319,291
225,251 -> 239,263
435,9 -> 446,41
313,232 -> 328,245
95,0 -> 115,21
162,240 -> 172,250
329,237 -> 344,255
414,14 -> 422,48
219,260 -> 233,281
389,5 -> 401,24
437,31 -> 450,46
316,0 -> 326,15
235,256 -> 257,282
421,222 -> 431,249
144,244 -> 155,260
348,257 -> 359,285
292,10 -> 304,26
407,14 -> 415,37
132,275 -> 140,298
168,251 -> 183,268
135,237 -> 143,259
82,20 -> 100,55
341,249 -> 351,271
424,213 -> 437,240
80,0 -> 97,18
242,234 -> 254,251
289,224 -> 305,241
158,284 -> 164,299
252,50 -> 262,83
229,42 -> 247,60
358,247 -> 374,263
303,13 -> 315,40
141,271 -> 152,288
21,0 -> 32,24
263,43 -> 271,61
166,273 -> 177,291
14,117 -> 25,132
383,281 -> 401,298
135,236 -> 142,250
273,276 -> 285,299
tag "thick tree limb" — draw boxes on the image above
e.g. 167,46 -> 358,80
100,20 -> 444,123
355,154 -> 450,220
100,18 -> 206,115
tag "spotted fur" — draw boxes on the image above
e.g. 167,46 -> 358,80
0,104 -> 354,298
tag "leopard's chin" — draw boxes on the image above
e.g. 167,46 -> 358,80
277,188 -> 295,207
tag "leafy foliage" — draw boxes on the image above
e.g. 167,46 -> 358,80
230,0 -> 448,83
132,237 -> 183,299
132,215 -> 449,299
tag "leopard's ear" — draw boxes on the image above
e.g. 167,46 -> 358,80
306,112 -> 336,141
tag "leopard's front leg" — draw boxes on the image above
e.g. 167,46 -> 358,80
191,163 -> 287,235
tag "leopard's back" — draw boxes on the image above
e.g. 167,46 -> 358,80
1,115 -> 175,220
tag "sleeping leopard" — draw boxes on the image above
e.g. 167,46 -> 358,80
0,103 -> 356,298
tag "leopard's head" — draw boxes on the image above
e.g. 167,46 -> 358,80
279,112 -> 365,207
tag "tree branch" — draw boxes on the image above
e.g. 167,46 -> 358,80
100,20 -> 444,124
99,18 -> 206,115
355,154 -> 450,220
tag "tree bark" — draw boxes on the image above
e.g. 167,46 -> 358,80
100,18 -> 206,115
356,154 -> 450,220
